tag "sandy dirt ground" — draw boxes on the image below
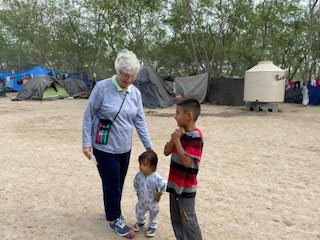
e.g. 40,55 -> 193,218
1,92 -> 320,240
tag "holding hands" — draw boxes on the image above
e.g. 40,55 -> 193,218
155,192 -> 162,202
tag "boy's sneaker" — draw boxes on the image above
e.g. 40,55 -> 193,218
108,218 -> 131,237
146,227 -> 156,237
133,222 -> 145,232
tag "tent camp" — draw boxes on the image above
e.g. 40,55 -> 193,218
174,73 -> 208,103
60,78 -> 89,97
284,81 -> 320,105
208,77 -> 245,106
13,75 -> 69,101
134,66 -> 175,108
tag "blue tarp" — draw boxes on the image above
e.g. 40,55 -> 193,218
12,75 -> 23,91
16,66 -> 51,76
69,72 -> 80,79
0,71 -> 11,78
307,84 -> 320,105
1,66 -> 52,91
69,72 -> 94,87
1,67 -> 93,91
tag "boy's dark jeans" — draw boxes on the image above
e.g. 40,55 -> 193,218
94,148 -> 130,221
169,193 -> 202,240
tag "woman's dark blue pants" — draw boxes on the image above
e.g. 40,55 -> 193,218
93,148 -> 131,222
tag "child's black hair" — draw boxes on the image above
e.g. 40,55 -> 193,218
138,151 -> 158,172
177,98 -> 201,121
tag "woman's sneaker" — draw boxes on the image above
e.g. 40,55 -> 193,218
133,222 -> 145,232
108,218 -> 131,237
146,227 -> 156,237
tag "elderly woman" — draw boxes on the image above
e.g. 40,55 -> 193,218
82,50 -> 153,237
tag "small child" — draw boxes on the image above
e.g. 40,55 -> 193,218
164,98 -> 203,240
133,151 -> 167,237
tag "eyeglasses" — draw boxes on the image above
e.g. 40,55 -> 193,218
119,70 -> 137,80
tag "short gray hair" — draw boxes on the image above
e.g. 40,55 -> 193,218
114,49 -> 141,74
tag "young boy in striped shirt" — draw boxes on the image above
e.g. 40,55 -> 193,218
164,98 -> 203,240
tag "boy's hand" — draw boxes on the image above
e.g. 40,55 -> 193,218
171,128 -> 182,142
179,127 -> 186,135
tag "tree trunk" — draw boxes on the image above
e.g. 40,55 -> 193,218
185,0 -> 201,74
304,0 -> 319,83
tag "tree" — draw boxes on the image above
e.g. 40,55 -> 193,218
304,0 -> 319,83
1,0 -> 319,86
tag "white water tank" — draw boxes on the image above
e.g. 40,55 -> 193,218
244,61 -> 286,102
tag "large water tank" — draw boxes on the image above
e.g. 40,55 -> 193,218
244,61 -> 285,102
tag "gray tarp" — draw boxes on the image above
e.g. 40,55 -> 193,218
60,78 -> 88,96
174,73 -> 208,103
284,87 -> 302,104
208,77 -> 245,106
0,79 -> 5,97
13,74 -> 69,100
14,75 -> 53,100
134,66 -> 175,108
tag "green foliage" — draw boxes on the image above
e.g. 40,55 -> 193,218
0,0 -> 319,82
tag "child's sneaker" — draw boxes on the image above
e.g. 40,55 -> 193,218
108,218 -> 131,237
146,227 -> 156,237
133,222 -> 145,232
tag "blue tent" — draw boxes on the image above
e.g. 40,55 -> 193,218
16,66 -> 51,76
69,72 -> 94,87
69,72 -> 80,79
0,71 -> 11,78
1,66 -> 52,91
307,83 -> 320,105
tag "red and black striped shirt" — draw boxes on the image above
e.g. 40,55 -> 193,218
166,128 -> 203,198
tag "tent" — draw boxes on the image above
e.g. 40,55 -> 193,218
308,83 -> 320,105
69,72 -> 80,79
284,81 -> 320,105
60,78 -> 89,96
16,66 -> 51,76
174,73 -> 208,103
0,78 -> 5,97
0,71 -> 11,78
1,74 -> 23,91
134,66 -> 175,108
284,86 -> 302,104
2,66 -> 52,91
208,77 -> 245,106
13,75 -> 69,101
67,72 -> 95,88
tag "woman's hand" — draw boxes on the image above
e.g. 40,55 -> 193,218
83,147 -> 92,160
155,192 -> 162,202
146,147 -> 155,152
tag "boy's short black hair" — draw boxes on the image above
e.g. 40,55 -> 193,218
177,98 -> 201,121
138,151 -> 158,172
